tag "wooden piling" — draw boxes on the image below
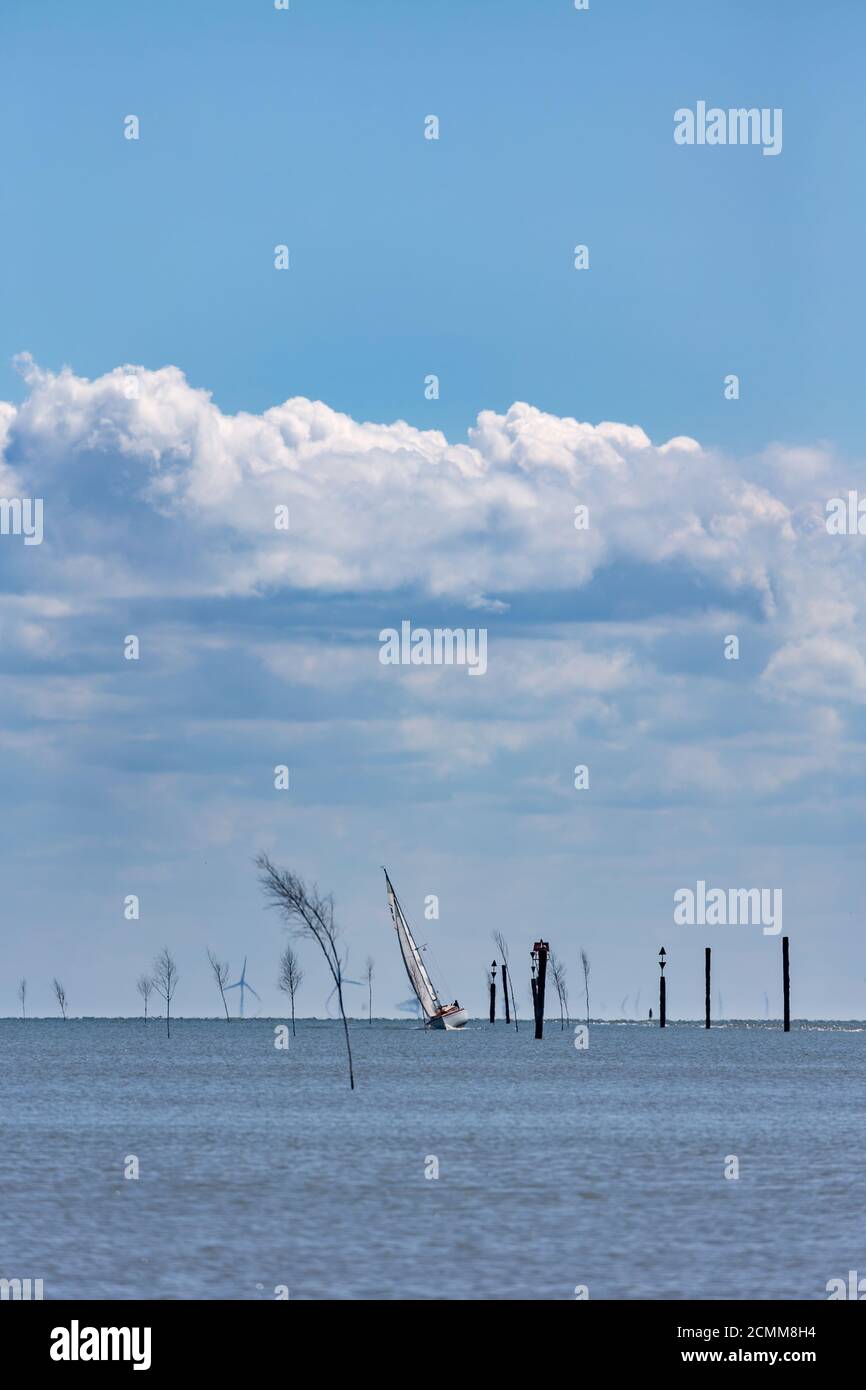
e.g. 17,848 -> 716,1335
532,941 -> 549,1039
502,960 -> 510,1024
705,947 -> 711,1029
782,935 -> 790,1032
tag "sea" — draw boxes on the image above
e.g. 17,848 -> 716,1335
1,1017 -> 862,1301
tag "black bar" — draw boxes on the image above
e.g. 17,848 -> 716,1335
7,1298 -> 854,1373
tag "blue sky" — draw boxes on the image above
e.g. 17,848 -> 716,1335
4,0 -> 865,452
2,0 -> 866,1019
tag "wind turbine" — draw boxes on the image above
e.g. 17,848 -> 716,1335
226,957 -> 261,1018
325,978 -> 364,1017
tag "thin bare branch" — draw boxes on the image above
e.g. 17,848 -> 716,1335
256,853 -> 355,1088
277,941 -> 304,1037
493,931 -> 519,1029
136,974 -> 153,1022
364,955 -> 374,1024
549,952 -> 568,1028
206,948 -> 232,1021
52,977 -> 68,1020
581,948 -> 591,1027
152,948 -> 178,1038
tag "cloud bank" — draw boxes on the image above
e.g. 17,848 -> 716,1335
2,360 -> 865,1017
2,358 -> 861,712
0,358 -> 829,608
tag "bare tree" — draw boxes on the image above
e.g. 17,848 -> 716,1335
581,948 -> 591,1027
364,955 -> 374,1025
277,941 -> 304,1037
136,974 -> 153,1023
256,853 -> 355,1089
17,978 -> 26,1022
152,948 -> 178,1038
493,931 -> 519,1030
52,978 -> 68,1020
549,953 -> 568,1029
206,948 -> 231,1021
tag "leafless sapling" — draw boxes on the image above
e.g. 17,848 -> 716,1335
256,853 -> 355,1089
136,974 -> 153,1023
152,948 -> 178,1038
277,941 -> 304,1037
581,948 -> 591,1027
364,955 -> 374,1024
52,978 -> 68,1020
206,948 -> 231,1021
549,953 -> 568,1029
493,930 -> 518,1029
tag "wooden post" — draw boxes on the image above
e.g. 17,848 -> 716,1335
705,947 -> 711,1029
782,936 -> 790,1032
489,960 -> 497,1024
533,941 -> 549,1039
502,960 -> 510,1024
658,946 -> 667,1028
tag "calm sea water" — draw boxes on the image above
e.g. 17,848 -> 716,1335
1,1018 -> 862,1301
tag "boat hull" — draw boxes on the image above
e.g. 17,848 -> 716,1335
428,1005 -> 469,1030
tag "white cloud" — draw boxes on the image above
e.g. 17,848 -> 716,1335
3,358 -> 866,793
762,637 -> 866,703
2,358 -> 844,623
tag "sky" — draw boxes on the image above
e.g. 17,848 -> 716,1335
1,0 -> 865,1019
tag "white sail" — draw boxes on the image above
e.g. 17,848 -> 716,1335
385,872 -> 442,1020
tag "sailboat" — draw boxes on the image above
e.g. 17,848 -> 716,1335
383,869 -> 468,1030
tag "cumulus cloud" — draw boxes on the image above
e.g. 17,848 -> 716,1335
1,357 -> 842,627
2,358 -> 865,811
